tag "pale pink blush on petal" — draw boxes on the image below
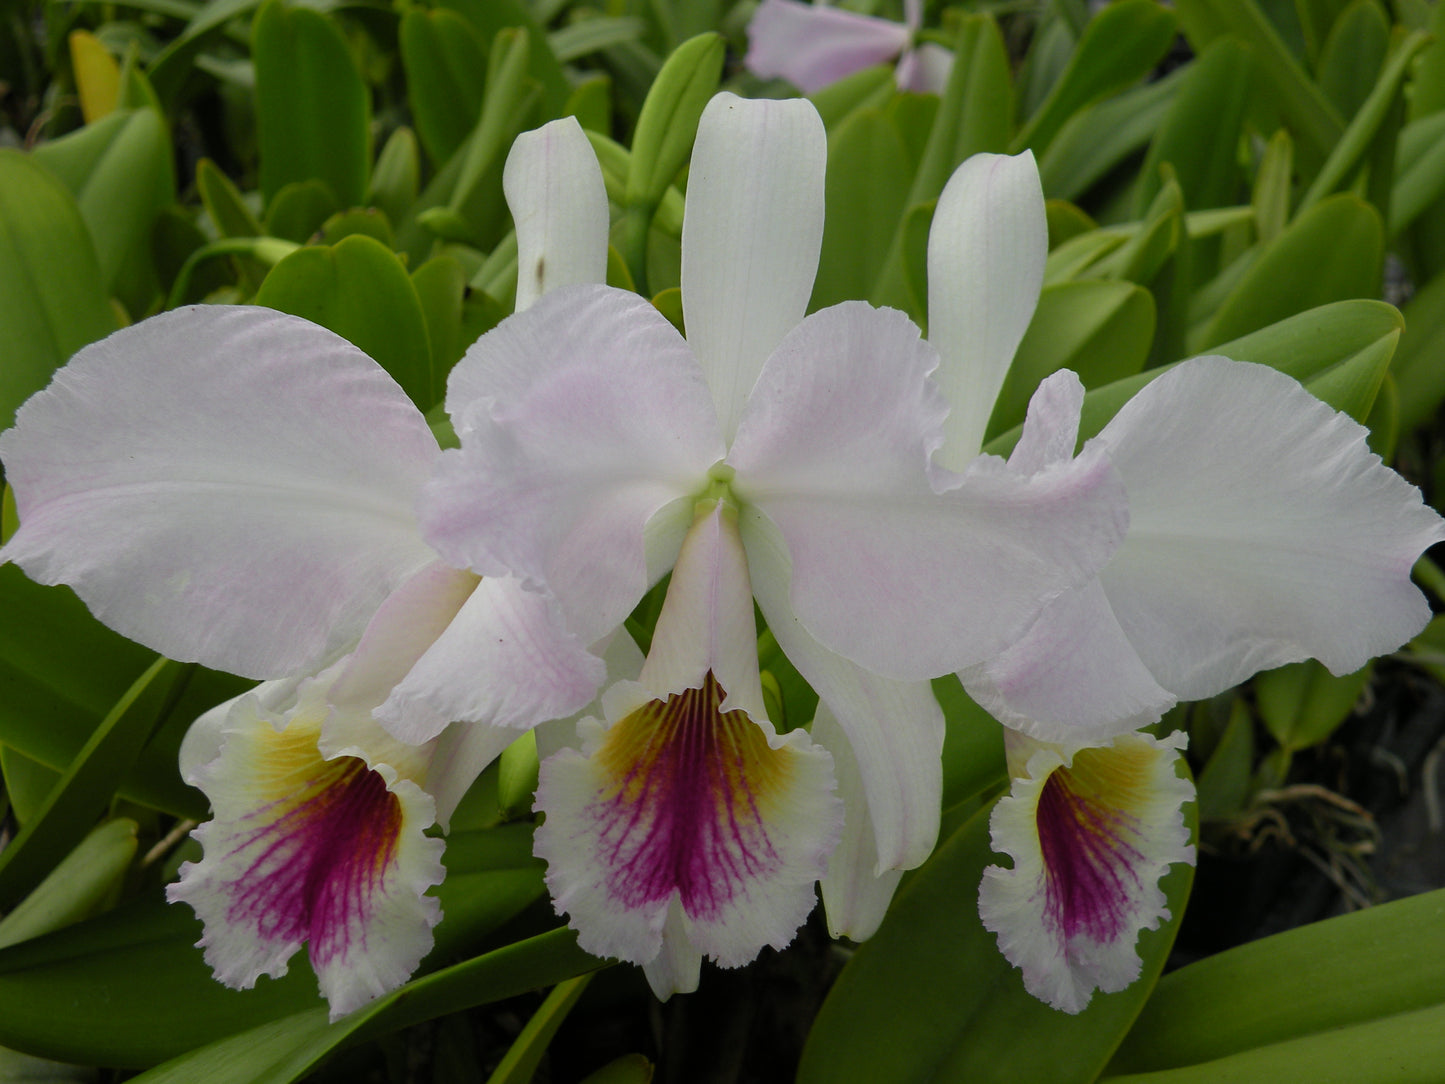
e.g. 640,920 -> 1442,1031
746,0 -> 911,93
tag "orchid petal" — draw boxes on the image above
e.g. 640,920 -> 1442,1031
681,93 -> 826,443
427,284 -> 724,644
813,701 -> 903,941
927,152 -> 1047,467
744,510 -> 944,873
897,42 -> 954,95
168,679 -> 444,1020
1097,356 -> 1445,699
505,116 -> 609,314
745,0 -> 911,93
979,730 -> 1194,1014
731,303 -> 1128,680
375,574 -> 606,744
642,902 -> 704,999
0,306 -> 439,679
534,676 -> 838,982
426,719 -> 519,831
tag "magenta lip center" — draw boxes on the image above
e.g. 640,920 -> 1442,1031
1035,767 -> 1143,943
225,756 -> 403,967
592,673 -> 787,921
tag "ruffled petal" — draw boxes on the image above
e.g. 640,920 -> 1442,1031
927,151 -> 1047,467
681,93 -> 826,443
505,116 -> 610,313
375,574 -> 606,744
743,511 -> 944,873
0,306 -> 439,679
812,702 -> 903,942
979,730 -> 1195,1014
168,678 -> 445,1020
730,305 -> 1128,680
745,0 -> 911,93
1097,356 -> 1445,699
534,673 -> 838,989
426,284 -> 724,644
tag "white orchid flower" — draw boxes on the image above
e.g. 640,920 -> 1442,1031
746,0 -> 953,95
923,149 -> 1445,1010
421,92 -> 1129,996
0,119 -> 612,1017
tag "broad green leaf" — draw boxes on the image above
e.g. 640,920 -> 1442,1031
254,234 -> 435,410
798,800 -> 1195,1084
68,30 -> 120,122
496,731 -> 539,822
1252,128 -> 1294,243
128,929 -> 602,1083
197,157 -> 262,239
1173,0 -> 1343,159
1253,659 -> 1370,751
1314,0 -> 1388,119
1296,29 -> 1430,212
565,74 -> 613,135
0,819 -> 137,950
317,207 -> 394,248
1409,0 -> 1445,120
438,0 -> 571,116
0,150 -> 115,429
987,299 -> 1402,455
1108,887 -> 1445,1074
1193,698 -> 1254,822
0,747 -> 56,827
262,179 -> 340,244
1092,173 -> 1183,286
148,0 -> 264,103
31,107 -> 175,295
1392,266 -> 1445,431
411,254 -> 469,377
1194,194 -> 1382,350
988,280 -> 1155,437
549,15 -> 644,61
253,0 -> 370,210
400,8 -> 489,167
1135,38 -> 1251,215
933,675 -> 1005,811
1039,70 -> 1180,204
368,126 -> 420,230
811,108 -> 912,311
808,65 -> 894,132
0,657 -> 183,910
486,975 -> 591,1084
1295,0 -> 1352,65
1390,111 -> 1445,236
1012,0 -> 1178,158
1104,1004 -> 1445,1084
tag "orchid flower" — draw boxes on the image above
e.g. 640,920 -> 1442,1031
922,149 -> 1445,1010
745,0 -> 953,95
422,91 -> 1129,996
0,120 -> 611,1018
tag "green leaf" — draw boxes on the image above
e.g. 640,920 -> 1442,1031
197,157 -> 262,241
1194,698 -> 1255,822
411,254 -> 469,377
811,108 -> 912,311
0,747 -> 56,827
1392,266 -> 1445,431
1253,659 -> 1370,751
1107,887 -> 1445,1075
1252,128 -> 1294,243
799,801 -> 1195,1084
253,0 -> 371,210
1314,0 -> 1389,120
317,207 -> 394,248
1012,0 -> 1178,158
1391,110 -> 1445,237
263,179 -> 340,245
548,15 -> 644,62
808,65 -> 894,132
579,1054 -> 654,1084
496,731 -> 539,822
0,150 -> 115,430
0,819 -> 137,950
914,12 -> 1014,200
438,0 -> 571,116
0,657 -> 184,910
254,234 -> 435,410
148,0 -> 264,104
1194,194 -> 1382,350
30,107 -> 176,295
128,929 -> 603,1083
988,280 -> 1155,438
486,975 -> 591,1084
933,675 -> 1005,811
368,127 -> 420,230
400,8 -> 489,167
1135,38 -> 1251,215
1039,70 -> 1180,204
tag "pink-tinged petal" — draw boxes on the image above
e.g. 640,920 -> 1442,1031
168,679 -> 444,1020
812,702 -> 903,941
505,116 -> 609,313
375,574 -> 606,744
682,93 -> 826,442
0,306 -> 439,679
928,151 -> 1048,467
896,42 -> 954,95
534,671 -> 839,984
426,284 -> 723,645
979,729 -> 1195,1014
745,0 -> 911,93
744,511 -> 944,873
731,303 -> 1128,680
1007,368 -> 1084,475
1097,356 -> 1445,699
961,578 -> 1176,744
